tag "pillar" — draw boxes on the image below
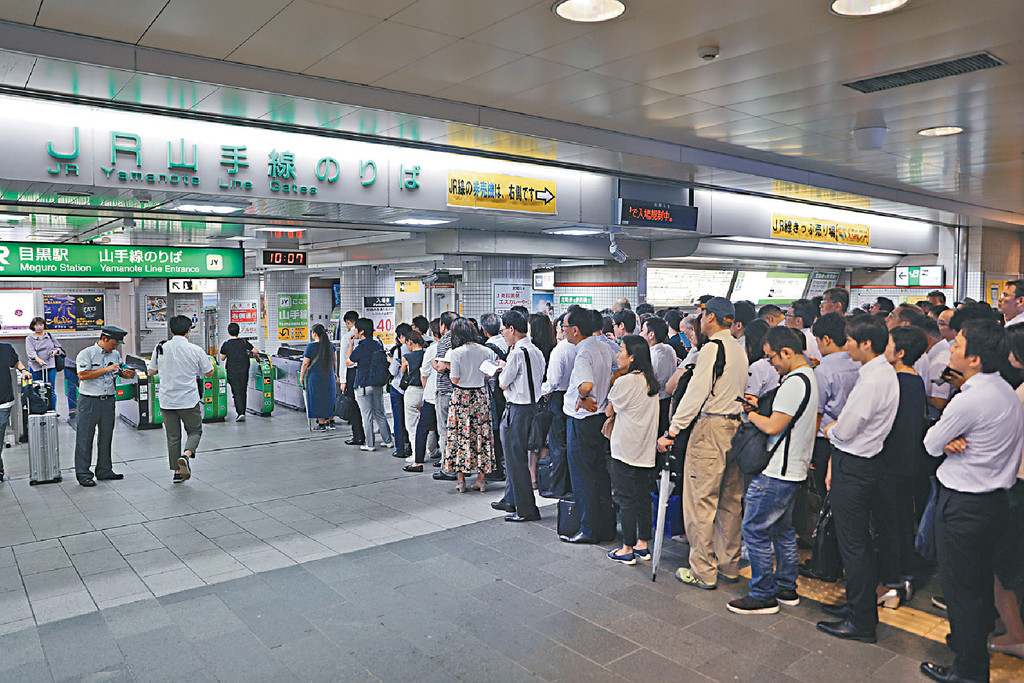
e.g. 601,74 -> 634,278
460,256 -> 532,319
553,262 -> 641,314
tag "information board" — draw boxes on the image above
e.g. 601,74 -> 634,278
732,271 -> 809,306
806,271 -> 841,298
896,266 -> 944,287
647,268 -> 733,307
493,282 -> 532,315
363,296 -> 396,346
276,293 -> 309,342
230,300 -> 259,338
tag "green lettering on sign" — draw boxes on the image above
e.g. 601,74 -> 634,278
0,241 -> 244,278
559,295 -> 592,305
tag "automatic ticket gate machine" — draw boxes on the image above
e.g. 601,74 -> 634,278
116,355 -> 163,430
199,357 -> 228,423
247,352 -> 275,417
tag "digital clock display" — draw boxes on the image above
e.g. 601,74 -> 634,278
262,250 -> 306,266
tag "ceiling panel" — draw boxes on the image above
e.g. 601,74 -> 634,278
36,0 -> 165,43
466,0 -> 598,55
433,57 -> 579,105
304,21 -> 455,84
371,40 -> 522,95
0,50 -> 33,87
303,0 -> 418,20
389,0 -> 536,39
138,0 -> 292,59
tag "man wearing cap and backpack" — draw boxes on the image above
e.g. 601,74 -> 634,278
658,298 -> 749,590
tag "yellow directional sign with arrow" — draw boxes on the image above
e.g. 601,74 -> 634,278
447,171 -> 556,215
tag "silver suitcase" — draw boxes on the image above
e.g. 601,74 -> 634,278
28,411 -> 62,485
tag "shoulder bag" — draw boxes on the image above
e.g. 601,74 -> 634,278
47,332 -> 66,372
730,372 -> 812,477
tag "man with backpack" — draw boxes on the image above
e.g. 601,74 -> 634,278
730,327 -> 817,614
657,298 -> 748,590
347,317 -> 393,452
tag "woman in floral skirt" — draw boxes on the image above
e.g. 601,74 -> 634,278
442,318 -> 497,492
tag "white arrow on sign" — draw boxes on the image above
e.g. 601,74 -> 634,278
536,188 -> 555,205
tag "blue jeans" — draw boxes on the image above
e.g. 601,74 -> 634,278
31,367 -> 58,411
743,474 -> 801,601
0,404 -> 11,472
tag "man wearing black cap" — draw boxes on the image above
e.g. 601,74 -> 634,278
74,326 -> 135,486
658,298 -> 749,590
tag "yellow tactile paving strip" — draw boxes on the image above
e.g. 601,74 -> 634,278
737,560 -> 1024,682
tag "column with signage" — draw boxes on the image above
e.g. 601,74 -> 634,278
459,257 -> 532,319
552,262 -> 641,314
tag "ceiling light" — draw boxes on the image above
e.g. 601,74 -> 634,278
917,126 -> 964,137
552,0 -> 626,23
392,218 -> 453,226
0,213 -> 26,222
546,227 -> 603,237
56,190 -> 93,197
173,203 -> 246,214
830,0 -> 909,16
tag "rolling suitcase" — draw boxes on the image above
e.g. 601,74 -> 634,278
28,411 -> 62,486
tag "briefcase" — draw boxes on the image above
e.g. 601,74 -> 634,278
28,411 -> 62,486
800,493 -> 842,582
556,496 -> 580,538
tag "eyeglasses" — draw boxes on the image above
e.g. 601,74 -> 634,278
765,351 -> 781,363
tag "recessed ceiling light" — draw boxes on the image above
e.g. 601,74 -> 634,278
56,190 -> 94,197
392,218 -> 452,226
546,227 -> 604,237
552,0 -> 626,23
830,0 -> 909,16
917,125 -> 964,137
174,203 -> 246,214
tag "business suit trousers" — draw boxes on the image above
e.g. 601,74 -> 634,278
682,415 -> 743,584
501,403 -> 538,518
830,448 -> 883,632
74,394 -> 115,481
566,414 -> 614,539
344,367 -> 364,442
226,369 -> 248,416
936,484 -> 1007,682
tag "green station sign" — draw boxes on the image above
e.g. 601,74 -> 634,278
559,295 -> 593,305
0,241 -> 243,278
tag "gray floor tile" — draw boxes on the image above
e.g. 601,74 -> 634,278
70,548 -> 130,576
520,645 -> 629,682
532,610 -> 640,665
0,659 -> 53,682
191,629 -> 296,682
22,567 -> 85,602
162,594 -> 247,641
272,633 -> 375,683
0,626 -> 45,673
37,612 -> 121,682
116,625 -> 208,682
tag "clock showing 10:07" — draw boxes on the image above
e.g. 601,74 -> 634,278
261,250 -> 306,266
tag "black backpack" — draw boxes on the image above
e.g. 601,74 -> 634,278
364,340 -> 392,387
730,372 -> 812,477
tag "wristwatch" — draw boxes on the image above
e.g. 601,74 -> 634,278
662,431 -> 675,441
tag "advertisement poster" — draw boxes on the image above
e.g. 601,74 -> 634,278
363,296 -> 396,346
532,292 -> 553,314
230,300 -> 259,338
145,295 -> 168,329
174,298 -> 202,343
277,293 -> 309,342
74,294 -> 104,330
0,290 -> 36,336
493,282 -> 531,315
43,294 -> 76,330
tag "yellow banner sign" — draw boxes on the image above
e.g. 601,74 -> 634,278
447,171 -> 556,214
772,181 -> 871,209
771,214 -> 870,247
397,280 -> 420,293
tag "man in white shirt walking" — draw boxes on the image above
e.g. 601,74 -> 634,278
149,316 -> 215,484
818,315 -> 899,643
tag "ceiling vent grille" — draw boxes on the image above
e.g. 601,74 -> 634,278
842,52 -> 1005,94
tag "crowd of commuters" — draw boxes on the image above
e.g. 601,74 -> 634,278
322,282 -> 1024,683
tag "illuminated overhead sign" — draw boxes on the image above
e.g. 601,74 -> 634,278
618,199 -> 697,230
447,171 -> 556,214
0,241 -> 243,278
770,214 -> 871,247
896,265 -> 944,287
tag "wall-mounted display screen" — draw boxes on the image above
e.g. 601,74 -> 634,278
262,250 -> 307,266
732,271 -> 809,305
0,290 -> 37,335
647,268 -> 733,307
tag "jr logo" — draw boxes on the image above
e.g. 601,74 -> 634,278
0,246 -> 8,265
206,255 -> 223,271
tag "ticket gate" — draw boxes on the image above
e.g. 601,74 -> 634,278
199,358 -> 228,423
117,355 -> 163,430
247,353 -> 275,417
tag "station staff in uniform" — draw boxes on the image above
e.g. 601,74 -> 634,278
149,316 -> 215,483
818,315 -> 899,643
498,310 -> 546,522
74,326 -> 135,487
920,320 -> 1024,683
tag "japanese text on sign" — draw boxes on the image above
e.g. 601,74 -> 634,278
0,241 -> 242,278
770,214 -> 871,247
447,171 -> 556,214
276,293 -> 309,342
363,297 -> 396,346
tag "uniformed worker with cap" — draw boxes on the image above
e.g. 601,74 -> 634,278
74,326 -> 135,487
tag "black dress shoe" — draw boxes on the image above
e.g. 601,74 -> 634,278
560,531 -> 597,544
822,603 -> 849,618
432,471 -> 457,481
920,662 -> 980,683
403,465 -> 423,473
391,451 -> 407,459
816,619 -> 876,643
490,501 -> 515,512
484,471 -> 505,482
97,473 -> 124,480
78,478 -> 96,487
505,513 -> 540,522
344,439 -> 365,446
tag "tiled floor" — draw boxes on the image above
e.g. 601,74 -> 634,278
0,398 -> 1010,682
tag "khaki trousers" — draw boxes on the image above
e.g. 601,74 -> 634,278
682,415 -> 744,584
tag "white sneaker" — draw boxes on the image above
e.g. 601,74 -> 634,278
381,441 -> 394,449
405,455 -> 416,463
236,414 -> 246,422
360,445 -> 375,452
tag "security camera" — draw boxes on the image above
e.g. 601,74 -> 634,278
698,44 -> 720,61
608,236 -> 627,264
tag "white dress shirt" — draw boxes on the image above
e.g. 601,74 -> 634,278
814,351 -> 861,437
486,334 -> 509,355
563,336 -> 614,420
827,354 -> 899,457
802,328 -> 822,362
927,339 -> 952,399
149,336 -> 214,410
421,342 -> 439,403
500,338 -> 546,405
1006,311 -> 1024,327
542,338 -> 576,395
649,343 -> 678,400
924,372 -> 1024,493
746,357 -> 780,398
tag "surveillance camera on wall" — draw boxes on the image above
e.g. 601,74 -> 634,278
609,236 -> 627,263
698,44 -> 720,61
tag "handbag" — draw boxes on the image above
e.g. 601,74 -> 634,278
800,492 -> 842,582
520,347 -> 553,451
46,332 -> 66,372
731,372 -> 812,477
